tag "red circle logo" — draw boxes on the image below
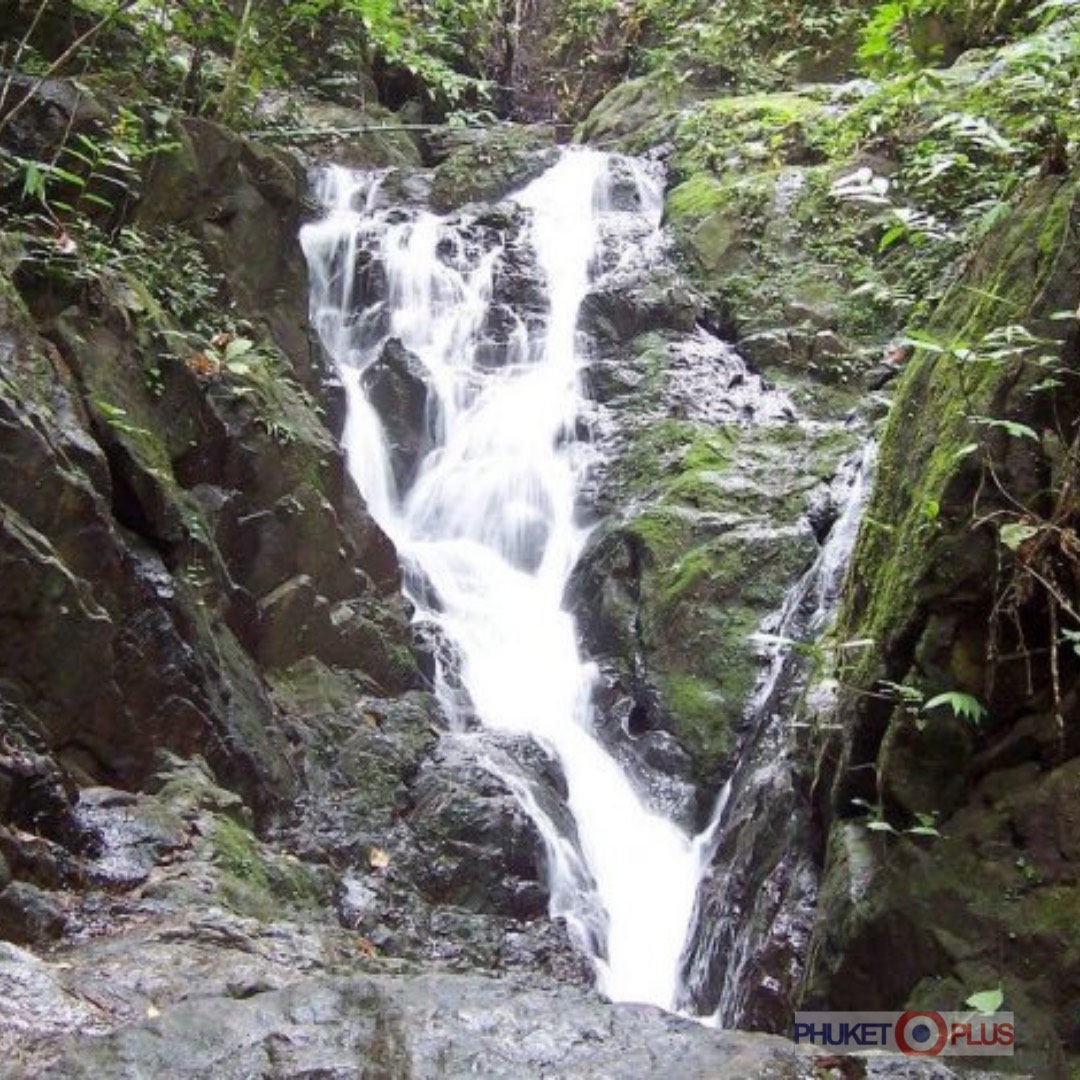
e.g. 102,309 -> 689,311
895,1011 -> 949,1056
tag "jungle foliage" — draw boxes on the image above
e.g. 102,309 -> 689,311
0,0 -> 504,124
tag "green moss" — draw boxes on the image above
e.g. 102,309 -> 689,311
211,817 -> 270,890
208,814 -> 327,916
1025,886 -> 1080,935
666,173 -> 733,220
625,507 -> 691,561
660,544 -> 714,608
575,72 -> 692,151
610,409 -> 857,780
836,176 -> 1080,694
265,854 -> 326,908
660,671 -> 731,764
673,93 -> 828,175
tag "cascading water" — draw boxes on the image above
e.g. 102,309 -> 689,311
676,440 -> 878,1027
300,149 -> 709,1009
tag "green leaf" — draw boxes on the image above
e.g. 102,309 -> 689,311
1029,377 -> 1063,393
971,417 -> 1039,440
866,820 -> 898,834
95,401 -> 128,420
965,988 -> 1004,1013
900,330 -> 951,354
20,159 -> 44,197
905,825 -> 942,838
924,691 -> 987,724
45,164 -> 86,187
999,522 -> 1040,550
881,680 -> 924,706
954,442 -> 980,461
224,337 -> 256,361
878,223 -> 907,251
63,145 -> 98,168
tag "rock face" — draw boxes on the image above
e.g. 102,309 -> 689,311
0,906 -> 813,1080
0,80 -> 604,1015
0,106 -> 416,814
575,18 -> 1080,1073
565,243 -> 862,814
799,173 -> 1080,1076
427,124 -> 560,212
361,338 -> 431,491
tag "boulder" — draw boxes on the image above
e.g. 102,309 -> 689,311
361,338 -> 430,492
428,125 -> 559,212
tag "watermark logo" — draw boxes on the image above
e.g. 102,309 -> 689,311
793,1011 -> 1015,1057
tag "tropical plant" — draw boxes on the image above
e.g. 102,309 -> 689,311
1,0 -> 498,126
858,0 -> 1038,73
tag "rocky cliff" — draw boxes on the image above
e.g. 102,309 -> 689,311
574,9 -> 1079,1071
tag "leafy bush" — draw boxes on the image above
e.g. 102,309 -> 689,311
858,0 -> 1044,73
631,0 -> 864,87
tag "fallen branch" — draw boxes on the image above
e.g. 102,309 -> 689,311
253,122 -> 490,141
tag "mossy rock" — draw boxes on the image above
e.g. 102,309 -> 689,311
575,73 -> 697,153
209,814 -> 326,919
804,758 -> 1080,1073
586,413 -> 858,782
805,160 -> 1080,1074
428,124 -> 560,212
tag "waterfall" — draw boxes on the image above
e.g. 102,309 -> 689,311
300,149 -> 707,1009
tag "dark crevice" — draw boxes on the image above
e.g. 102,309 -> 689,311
101,446 -> 163,548
625,700 -> 650,738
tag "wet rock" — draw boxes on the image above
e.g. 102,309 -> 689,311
275,678 -> 439,861
360,338 -> 430,491
679,750 -> 818,1031
17,908 -> 991,1080
579,273 -> 698,349
571,414 -> 847,786
0,729 -> 87,856
587,673 -> 704,831
41,965 -> 817,1079
565,526 -> 640,664
805,482 -> 839,544
268,677 -> 579,980
428,125 -> 560,211
0,940 -> 109,1062
397,737 -> 552,919
0,881 -> 66,944
75,787 -> 189,890
0,94 -> 421,844
801,175 -> 1080,1075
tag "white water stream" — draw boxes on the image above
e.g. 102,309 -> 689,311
300,150 -> 708,1008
